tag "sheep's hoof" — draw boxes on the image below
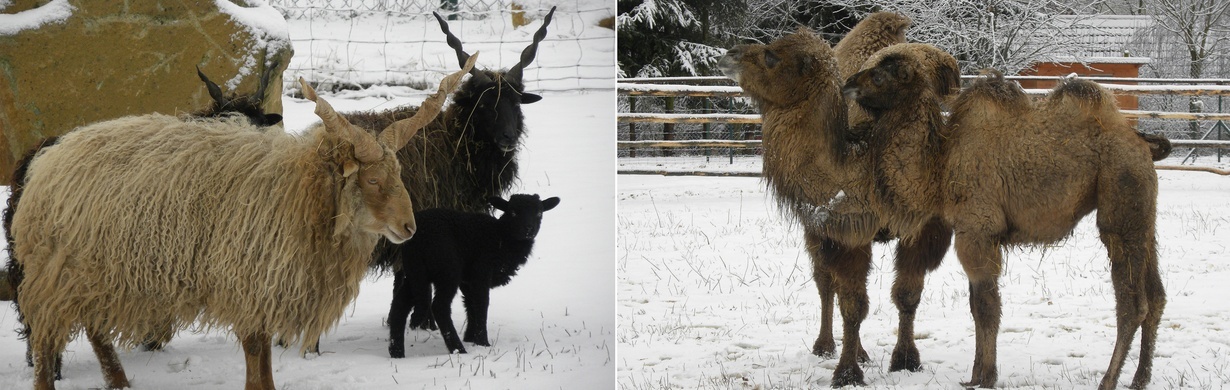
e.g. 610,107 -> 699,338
388,344 -> 405,359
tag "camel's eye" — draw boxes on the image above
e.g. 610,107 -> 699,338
872,72 -> 886,86
764,50 -> 780,69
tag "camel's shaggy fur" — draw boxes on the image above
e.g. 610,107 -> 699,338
11,60 -> 474,390
938,72 -> 1163,389
719,28 -> 959,387
843,57 -> 1165,388
835,12 -> 910,80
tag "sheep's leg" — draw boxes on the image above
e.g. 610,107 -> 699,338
241,332 -> 275,390
1094,163 -> 1163,390
819,238 -> 872,388
460,283 -> 491,346
889,217 -> 950,372
955,232 -> 1002,389
139,319 -> 175,351
432,283 -> 466,354
387,270 -> 418,359
87,329 -> 130,389
30,320 -> 69,390
405,272 -> 436,331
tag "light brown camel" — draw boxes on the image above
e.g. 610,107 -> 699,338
845,50 -> 1165,389
718,29 -> 959,386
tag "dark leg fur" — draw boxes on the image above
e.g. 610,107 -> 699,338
431,281 -> 466,354
460,283 -> 491,346
890,218 -> 950,372
805,228 -> 868,362
1095,164 -> 1163,390
819,238 -> 872,388
241,332 -> 275,390
387,270 -> 420,358
88,329 -> 130,389
955,233 -> 1002,389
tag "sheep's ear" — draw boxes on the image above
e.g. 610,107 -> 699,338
522,93 -> 542,104
488,196 -> 510,211
264,114 -> 283,125
342,160 -> 359,177
541,197 -> 560,211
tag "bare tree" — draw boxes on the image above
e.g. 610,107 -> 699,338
823,0 -> 1106,74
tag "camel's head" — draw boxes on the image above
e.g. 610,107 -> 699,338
719,28 -> 840,108
842,43 -> 960,115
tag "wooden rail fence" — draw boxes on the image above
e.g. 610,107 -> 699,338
618,76 -> 1230,176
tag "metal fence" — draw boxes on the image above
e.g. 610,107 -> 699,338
266,0 -> 614,93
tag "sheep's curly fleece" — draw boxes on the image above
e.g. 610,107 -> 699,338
13,114 -> 376,354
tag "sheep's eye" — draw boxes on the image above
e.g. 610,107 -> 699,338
367,179 -> 378,185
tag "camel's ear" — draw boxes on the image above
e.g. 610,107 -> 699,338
880,55 -> 913,84
933,57 -> 962,96
764,50 -> 780,69
796,54 -> 814,76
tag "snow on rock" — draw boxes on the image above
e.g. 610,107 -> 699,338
0,0 -> 73,36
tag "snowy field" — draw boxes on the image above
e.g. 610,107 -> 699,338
617,167 -> 1230,389
0,2 -> 616,388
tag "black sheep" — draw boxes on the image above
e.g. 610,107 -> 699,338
387,194 -> 560,356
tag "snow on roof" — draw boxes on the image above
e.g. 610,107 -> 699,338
1045,56 -> 1152,65
0,0 -> 74,36
1041,15 -> 1154,58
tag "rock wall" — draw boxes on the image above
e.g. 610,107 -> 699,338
0,0 -> 293,183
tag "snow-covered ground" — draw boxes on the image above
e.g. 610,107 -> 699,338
618,167 -> 1230,389
0,2 -> 616,388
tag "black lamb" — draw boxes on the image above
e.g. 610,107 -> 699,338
387,194 -> 560,356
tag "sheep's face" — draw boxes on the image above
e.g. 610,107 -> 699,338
455,70 -> 540,153
719,29 -> 837,108
354,151 -> 416,243
490,194 -> 560,241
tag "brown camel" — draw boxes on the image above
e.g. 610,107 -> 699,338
718,29 -> 959,387
845,49 -> 1165,389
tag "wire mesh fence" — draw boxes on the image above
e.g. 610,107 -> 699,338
267,0 -> 614,94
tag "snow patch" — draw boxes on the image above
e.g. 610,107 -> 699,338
0,0 -> 74,36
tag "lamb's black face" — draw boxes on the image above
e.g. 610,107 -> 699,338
457,71 -> 541,153
490,194 -> 560,240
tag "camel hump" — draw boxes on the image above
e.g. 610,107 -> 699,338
952,70 -> 1030,115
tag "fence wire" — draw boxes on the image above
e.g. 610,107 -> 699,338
267,0 -> 614,94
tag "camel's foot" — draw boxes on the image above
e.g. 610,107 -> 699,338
830,362 -> 865,388
889,345 -> 921,372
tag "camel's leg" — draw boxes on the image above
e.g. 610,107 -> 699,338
87,329 -> 130,389
1095,163 -> 1163,390
805,227 -> 836,358
806,228 -> 869,361
241,332 -> 276,390
955,232 -> 1002,388
817,237 -> 872,388
889,217 -> 950,372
